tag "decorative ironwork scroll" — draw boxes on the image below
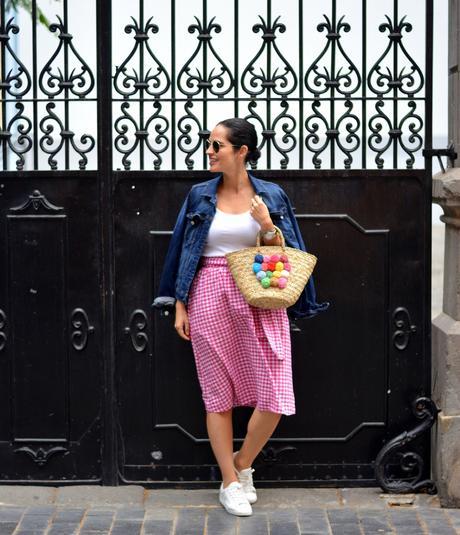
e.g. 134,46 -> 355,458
374,397 -> 439,494
71,308 -> 95,351
0,309 -> 6,352
259,445 -> 297,467
1,0 -> 430,170
14,444 -> 69,467
367,13 -> 425,169
124,309 -> 149,353
0,4 -> 96,171
392,307 -> 417,351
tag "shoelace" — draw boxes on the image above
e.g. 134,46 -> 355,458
238,468 -> 256,491
226,484 -> 248,505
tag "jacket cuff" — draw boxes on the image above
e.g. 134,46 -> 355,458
151,296 -> 176,309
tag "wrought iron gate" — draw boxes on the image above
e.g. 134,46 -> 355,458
0,0 -> 437,489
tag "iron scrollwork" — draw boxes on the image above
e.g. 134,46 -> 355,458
177,17 -> 234,97
392,307 -> 417,351
304,11 -> 361,169
14,444 -> 69,467
259,445 -> 297,467
367,15 -> 424,168
0,18 -> 32,98
70,308 -> 95,351
124,309 -> 149,353
374,397 -> 439,494
9,190 -> 63,213
241,16 -> 297,97
113,15 -> 171,170
38,16 -> 95,99
0,309 -> 7,352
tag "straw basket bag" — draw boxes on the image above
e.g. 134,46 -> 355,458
225,226 -> 317,309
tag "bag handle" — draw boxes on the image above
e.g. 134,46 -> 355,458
256,225 -> 286,248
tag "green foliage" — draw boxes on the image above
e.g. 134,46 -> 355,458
5,0 -> 60,28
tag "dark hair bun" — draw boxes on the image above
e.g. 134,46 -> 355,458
217,118 -> 260,164
247,147 -> 261,163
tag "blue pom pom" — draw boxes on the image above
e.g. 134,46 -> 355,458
254,254 -> 264,263
256,270 -> 266,280
253,262 -> 262,273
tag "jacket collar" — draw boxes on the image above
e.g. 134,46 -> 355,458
200,173 -> 268,204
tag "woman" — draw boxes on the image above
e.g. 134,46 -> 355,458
153,118 -> 329,516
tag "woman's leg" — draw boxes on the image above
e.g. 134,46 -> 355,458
234,409 -> 282,471
207,410 -> 239,488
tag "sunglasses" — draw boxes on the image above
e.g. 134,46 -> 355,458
205,139 -> 241,153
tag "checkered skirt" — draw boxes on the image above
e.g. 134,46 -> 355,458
187,256 -> 295,415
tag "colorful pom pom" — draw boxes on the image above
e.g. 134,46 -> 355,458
275,261 -> 284,272
263,255 -> 270,263
261,277 -> 271,288
256,270 -> 266,280
283,263 -> 291,271
280,254 -> 288,263
270,277 -> 279,287
254,254 -> 264,263
261,262 -> 268,271
253,262 -> 262,273
272,271 -> 281,278
278,277 -> 287,289
280,269 -> 290,278
268,262 -> 276,271
265,270 -> 273,278
270,254 -> 280,263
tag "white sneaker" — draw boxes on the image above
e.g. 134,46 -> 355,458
233,452 -> 257,504
219,481 -> 252,516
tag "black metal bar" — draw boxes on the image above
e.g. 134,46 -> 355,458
139,0 -> 144,170
96,0 -> 117,485
202,0 -> 207,169
32,0 -> 38,169
424,0 -> 433,175
298,0 -> 303,169
266,0 -> 271,168
362,0 -> 366,169
234,0 -> 239,118
330,0 -> 336,169
64,0 -> 69,170
1,0 -> 6,170
393,0 -> 398,169
171,0 -> 176,169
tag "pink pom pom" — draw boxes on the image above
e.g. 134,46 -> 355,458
283,263 -> 291,271
263,255 -> 270,263
270,254 -> 280,263
278,277 -> 287,289
261,262 -> 269,271
280,254 -> 288,263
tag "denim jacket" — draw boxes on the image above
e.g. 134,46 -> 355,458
152,173 -> 330,319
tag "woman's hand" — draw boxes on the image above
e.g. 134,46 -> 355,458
249,194 -> 272,228
175,300 -> 191,341
250,195 -> 281,245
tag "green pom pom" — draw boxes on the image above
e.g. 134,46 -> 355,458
265,270 -> 273,278
261,277 -> 271,288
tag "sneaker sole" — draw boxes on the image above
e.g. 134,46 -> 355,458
219,497 -> 252,516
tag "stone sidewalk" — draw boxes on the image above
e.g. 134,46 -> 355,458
0,485 -> 459,534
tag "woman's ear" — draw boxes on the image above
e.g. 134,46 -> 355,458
239,144 -> 249,160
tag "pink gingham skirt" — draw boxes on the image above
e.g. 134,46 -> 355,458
187,256 -> 295,415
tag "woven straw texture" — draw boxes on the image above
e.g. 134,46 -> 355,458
225,226 -> 317,309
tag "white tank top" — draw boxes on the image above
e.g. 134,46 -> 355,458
202,208 -> 261,257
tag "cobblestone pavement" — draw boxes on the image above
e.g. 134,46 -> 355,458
0,486 -> 459,534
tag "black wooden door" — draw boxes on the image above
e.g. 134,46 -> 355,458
115,169 -> 433,487
0,175 -> 103,482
